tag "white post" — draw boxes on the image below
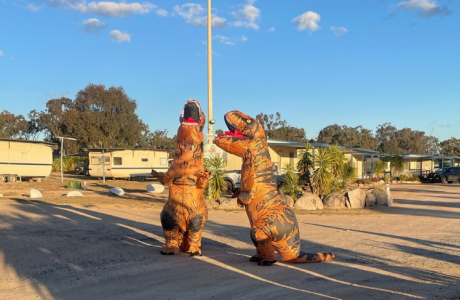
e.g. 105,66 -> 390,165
60,138 -> 64,183
102,150 -> 106,183
386,183 -> 391,207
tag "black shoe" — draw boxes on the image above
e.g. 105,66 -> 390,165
160,251 -> 174,255
190,251 -> 202,257
249,256 -> 262,263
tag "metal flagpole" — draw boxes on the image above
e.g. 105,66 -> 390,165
207,0 -> 214,144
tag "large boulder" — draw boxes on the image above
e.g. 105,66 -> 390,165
280,193 -> 294,208
294,193 -> 323,210
30,189 -> 42,199
109,187 -> 125,196
67,191 -> 83,197
347,188 -> 366,208
323,192 -> 347,208
366,187 -> 390,206
146,184 -> 165,194
365,194 -> 377,207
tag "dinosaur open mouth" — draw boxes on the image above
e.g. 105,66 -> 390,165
215,116 -> 250,140
181,100 -> 202,125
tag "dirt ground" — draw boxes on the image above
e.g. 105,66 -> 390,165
0,172 -> 459,300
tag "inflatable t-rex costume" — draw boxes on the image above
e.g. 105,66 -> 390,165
215,111 -> 336,266
152,99 -> 210,256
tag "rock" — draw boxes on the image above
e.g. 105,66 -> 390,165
347,188 -> 366,208
280,194 -> 294,208
294,193 -> 323,210
379,180 -> 385,184
109,187 -> 124,196
67,191 -> 83,197
365,194 -> 377,207
218,199 -> 242,210
146,184 -> 165,194
323,192 -> 347,208
30,189 -> 42,199
367,187 -> 388,206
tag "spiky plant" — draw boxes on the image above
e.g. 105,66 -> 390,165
390,154 -> 404,177
374,160 -> 385,180
281,163 -> 303,201
296,142 -> 314,193
311,147 -> 335,197
204,155 -> 227,200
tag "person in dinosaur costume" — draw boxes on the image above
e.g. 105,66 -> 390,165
151,99 -> 210,256
214,111 -> 336,266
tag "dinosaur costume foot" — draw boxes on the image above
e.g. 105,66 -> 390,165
249,255 -> 261,263
160,251 -> 175,255
190,251 -> 202,257
259,260 -> 277,266
288,252 -> 336,263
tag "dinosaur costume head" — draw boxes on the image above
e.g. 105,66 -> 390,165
214,111 -> 265,157
175,99 -> 206,162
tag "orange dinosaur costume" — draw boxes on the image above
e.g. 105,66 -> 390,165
152,100 -> 210,256
215,111 -> 336,266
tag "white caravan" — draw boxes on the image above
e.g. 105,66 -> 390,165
87,148 -> 170,181
0,138 -> 55,182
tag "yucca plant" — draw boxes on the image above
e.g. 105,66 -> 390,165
374,160 -> 385,180
390,154 -> 404,177
311,147 -> 335,197
204,155 -> 226,201
296,142 -> 314,193
281,163 -> 303,201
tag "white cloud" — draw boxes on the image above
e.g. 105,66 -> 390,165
292,11 -> 321,34
82,18 -> 108,33
27,4 -> 39,12
173,3 -> 227,28
0,50 -> 4,56
110,30 -> 131,42
156,9 -> 168,17
268,26 -> 275,33
239,36 -> 248,42
214,35 -> 234,45
46,1 -> 156,17
330,26 -> 348,37
396,0 -> 451,18
231,0 -> 260,30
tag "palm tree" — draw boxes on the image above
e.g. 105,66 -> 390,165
204,155 -> 226,200
296,142 -> 314,193
281,163 -> 303,201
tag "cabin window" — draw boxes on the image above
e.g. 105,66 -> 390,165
160,158 -> 167,166
114,157 -> 122,165
142,158 -> 148,162
91,157 -> 99,165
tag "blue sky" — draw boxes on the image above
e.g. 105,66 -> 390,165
0,0 -> 459,142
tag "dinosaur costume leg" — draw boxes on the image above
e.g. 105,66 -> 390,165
160,210 -> 182,254
250,224 -> 277,266
185,208 -> 208,255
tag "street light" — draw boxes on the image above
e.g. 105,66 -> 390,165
55,136 -> 77,182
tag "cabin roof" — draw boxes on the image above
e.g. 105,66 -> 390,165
0,138 -> 57,147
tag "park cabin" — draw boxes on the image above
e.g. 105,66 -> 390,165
0,138 -> 56,182
87,148 -> 170,181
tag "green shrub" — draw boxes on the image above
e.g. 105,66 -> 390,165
281,163 -> 303,201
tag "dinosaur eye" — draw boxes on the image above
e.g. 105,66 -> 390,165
246,119 -> 251,123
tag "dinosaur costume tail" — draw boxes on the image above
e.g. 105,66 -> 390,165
287,252 -> 336,263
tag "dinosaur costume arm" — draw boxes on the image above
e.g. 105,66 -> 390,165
151,169 -> 173,187
194,170 -> 211,189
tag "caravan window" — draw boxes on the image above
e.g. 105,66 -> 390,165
142,158 -> 148,162
92,156 -> 109,165
114,157 -> 122,165
160,158 -> 167,166
91,157 -> 99,165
